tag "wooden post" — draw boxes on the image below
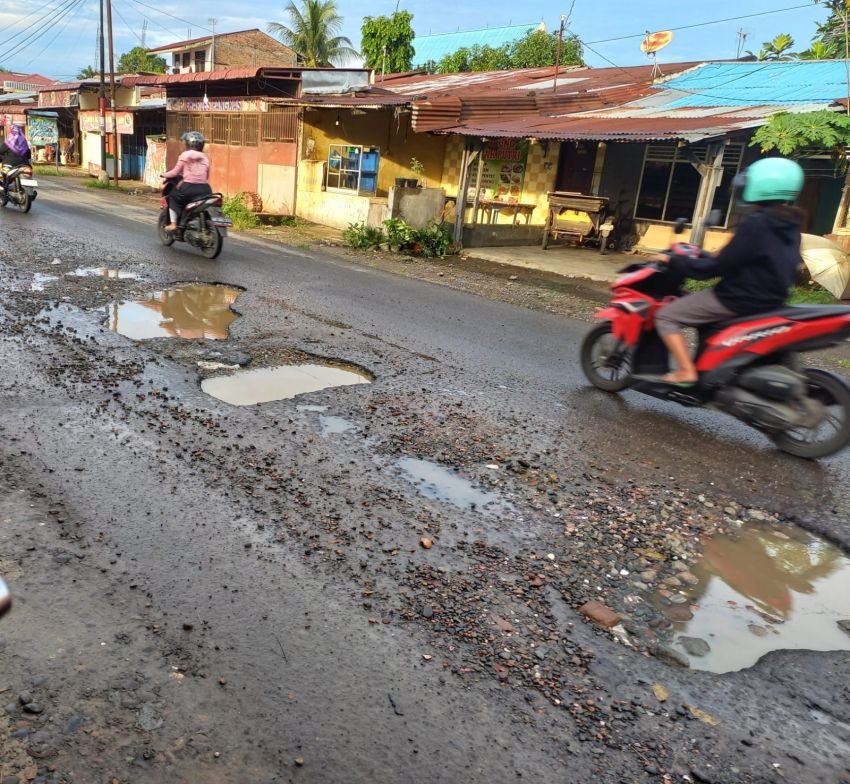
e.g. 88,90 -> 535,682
106,0 -> 119,188
453,147 -> 469,245
689,140 -> 725,247
470,146 -> 484,225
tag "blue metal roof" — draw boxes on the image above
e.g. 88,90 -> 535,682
412,23 -> 540,67
661,61 -> 850,107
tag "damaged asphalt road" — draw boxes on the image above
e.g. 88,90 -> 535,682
0,179 -> 848,784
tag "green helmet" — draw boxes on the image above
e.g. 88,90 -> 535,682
738,157 -> 804,204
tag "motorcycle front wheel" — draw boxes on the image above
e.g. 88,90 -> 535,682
580,322 -> 633,392
771,369 -> 850,459
157,211 -> 174,246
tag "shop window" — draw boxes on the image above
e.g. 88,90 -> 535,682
228,114 -> 243,146
211,114 -> 227,145
635,143 -> 744,226
194,50 -> 206,72
243,114 -> 259,146
182,52 -> 191,69
262,107 -> 297,142
326,144 -> 379,193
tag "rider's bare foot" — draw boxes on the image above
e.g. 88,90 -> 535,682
165,223 -> 177,232
662,371 -> 698,384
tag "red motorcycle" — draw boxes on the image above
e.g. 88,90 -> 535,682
581,233 -> 850,458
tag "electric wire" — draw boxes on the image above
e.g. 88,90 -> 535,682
0,0 -> 80,51
1,0 -> 86,66
21,0 -> 89,71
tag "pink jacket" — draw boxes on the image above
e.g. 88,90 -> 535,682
164,149 -> 210,184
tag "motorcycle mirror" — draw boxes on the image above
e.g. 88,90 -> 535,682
705,208 -> 723,228
673,217 -> 688,235
0,578 -> 10,618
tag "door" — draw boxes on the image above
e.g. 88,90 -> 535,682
555,141 -> 598,194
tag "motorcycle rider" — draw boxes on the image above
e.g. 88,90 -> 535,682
162,130 -> 212,232
0,124 -> 32,183
653,157 -> 805,386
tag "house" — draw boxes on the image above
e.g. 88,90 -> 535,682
377,60 -> 850,251
1,73 -> 54,94
34,78 -> 165,176
129,66 -> 377,214
412,23 -> 545,70
148,29 -> 297,74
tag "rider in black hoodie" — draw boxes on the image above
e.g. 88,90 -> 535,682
653,157 -> 805,385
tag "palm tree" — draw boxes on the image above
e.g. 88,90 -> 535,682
267,0 -> 357,66
748,33 -> 797,61
77,65 -> 98,79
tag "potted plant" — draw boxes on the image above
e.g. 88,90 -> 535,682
408,157 -> 424,187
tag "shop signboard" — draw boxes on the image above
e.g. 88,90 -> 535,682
472,138 -> 529,201
27,115 -> 58,146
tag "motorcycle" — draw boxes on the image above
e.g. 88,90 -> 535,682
0,164 -> 38,213
580,220 -> 850,458
158,177 -> 232,259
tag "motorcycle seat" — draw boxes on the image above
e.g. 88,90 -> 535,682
712,304 -> 850,329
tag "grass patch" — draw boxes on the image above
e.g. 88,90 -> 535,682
83,178 -> 128,191
685,278 -> 839,305
32,164 -> 70,177
222,194 -> 260,230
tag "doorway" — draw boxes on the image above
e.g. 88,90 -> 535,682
556,141 -> 599,193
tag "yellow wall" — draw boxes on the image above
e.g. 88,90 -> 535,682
301,108 -> 446,195
636,222 -> 734,253
296,159 -> 387,228
439,136 -> 559,227
78,86 -> 138,111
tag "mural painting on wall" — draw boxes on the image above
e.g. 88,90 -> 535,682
79,111 -> 135,135
473,138 -> 529,201
27,116 -> 59,147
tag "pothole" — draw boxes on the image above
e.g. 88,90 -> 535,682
71,267 -> 140,279
31,273 -> 58,291
105,283 -> 241,341
201,364 -> 372,405
397,457 -> 514,515
320,415 -> 357,436
656,522 -> 850,673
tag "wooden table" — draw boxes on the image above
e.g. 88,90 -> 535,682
445,196 -> 536,226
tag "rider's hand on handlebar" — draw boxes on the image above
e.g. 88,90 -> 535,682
649,253 -> 671,264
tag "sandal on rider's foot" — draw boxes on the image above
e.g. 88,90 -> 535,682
165,224 -> 177,232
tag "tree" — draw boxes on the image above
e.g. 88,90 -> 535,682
360,10 -> 415,74
77,65 -> 97,79
268,0 -> 357,67
747,33 -> 796,61
808,0 -> 849,59
751,110 -> 850,158
116,47 -> 167,74
433,29 -> 583,74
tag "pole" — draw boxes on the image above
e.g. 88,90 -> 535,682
106,0 -> 119,188
98,0 -> 106,178
553,15 -> 565,93
209,18 -> 217,71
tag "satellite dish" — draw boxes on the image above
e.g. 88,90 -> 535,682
641,30 -> 674,54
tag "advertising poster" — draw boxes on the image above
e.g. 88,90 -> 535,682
27,115 -> 58,146
472,138 -> 529,200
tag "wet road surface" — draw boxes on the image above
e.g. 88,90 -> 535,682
0,179 -> 848,783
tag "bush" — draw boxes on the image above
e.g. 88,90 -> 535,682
222,194 -> 260,230
343,222 -> 385,250
413,221 -> 454,258
383,217 -> 417,250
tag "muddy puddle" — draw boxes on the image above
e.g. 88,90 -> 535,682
320,415 -> 357,436
31,273 -> 58,291
397,457 -> 514,515
202,364 -> 372,406
660,523 -> 850,673
72,267 -> 140,279
105,283 -> 241,341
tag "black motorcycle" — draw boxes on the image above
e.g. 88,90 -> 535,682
158,177 -> 231,259
0,164 -> 38,213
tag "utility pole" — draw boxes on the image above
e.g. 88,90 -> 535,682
209,18 -> 218,72
553,15 -> 566,93
106,0 -> 119,188
98,0 -> 107,179
141,19 -> 147,50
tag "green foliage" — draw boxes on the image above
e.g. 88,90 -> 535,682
360,11 -> 415,73
409,157 -> 424,176
383,217 -> 417,249
77,65 -> 97,79
807,1 -> 850,59
411,221 -> 454,257
343,222 -> 385,249
433,29 -> 583,73
751,110 -> 850,160
117,47 -> 167,74
787,283 -> 839,304
747,33 -> 796,61
344,218 -> 456,257
222,194 -> 260,230
268,0 -> 357,66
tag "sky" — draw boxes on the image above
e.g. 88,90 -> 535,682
0,0 -> 833,80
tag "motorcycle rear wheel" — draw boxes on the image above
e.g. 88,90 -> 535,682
157,211 -> 174,246
200,226 -> 223,259
771,369 -> 850,459
17,192 -> 31,214
580,322 -> 633,392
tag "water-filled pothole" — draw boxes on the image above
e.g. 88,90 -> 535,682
660,523 -> 850,673
320,415 -> 357,436
72,267 -> 140,279
397,457 -> 514,514
202,364 -> 372,405
31,274 -> 58,291
106,283 -> 241,341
